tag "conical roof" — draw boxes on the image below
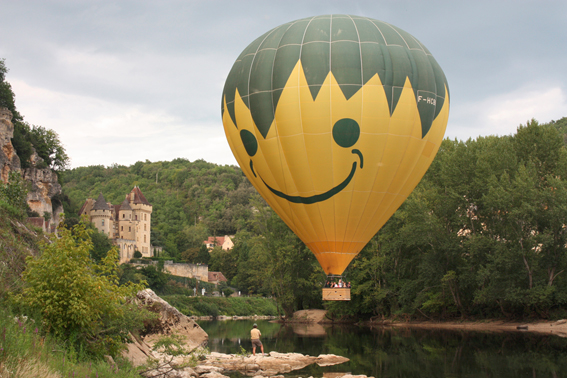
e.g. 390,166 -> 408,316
129,186 -> 151,206
120,197 -> 132,210
93,193 -> 110,210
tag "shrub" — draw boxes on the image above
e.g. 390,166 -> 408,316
15,220 -> 148,358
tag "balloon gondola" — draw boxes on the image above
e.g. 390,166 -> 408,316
221,15 -> 450,300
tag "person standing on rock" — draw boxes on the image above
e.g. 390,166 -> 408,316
250,323 -> 264,356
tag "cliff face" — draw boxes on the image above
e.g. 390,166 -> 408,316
23,152 -> 63,225
0,108 -> 21,182
0,107 -> 62,229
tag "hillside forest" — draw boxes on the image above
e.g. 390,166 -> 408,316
5,55 -> 567,322
58,115 -> 567,321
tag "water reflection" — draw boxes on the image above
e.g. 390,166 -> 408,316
198,319 -> 567,377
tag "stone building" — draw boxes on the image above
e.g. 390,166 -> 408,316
79,186 -> 152,263
203,235 -> 234,251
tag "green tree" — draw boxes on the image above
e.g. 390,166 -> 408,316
0,171 -> 30,220
0,58 -> 21,121
250,200 -> 323,318
195,244 -> 211,265
16,220 -> 147,357
88,226 -> 115,261
28,125 -> 69,171
140,265 -> 170,293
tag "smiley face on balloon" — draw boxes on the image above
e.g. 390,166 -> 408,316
222,15 -> 449,275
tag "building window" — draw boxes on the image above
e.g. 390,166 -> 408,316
135,215 -> 138,220
129,227 -> 131,232
121,226 -> 123,231
144,224 -> 146,231
144,235 -> 146,242
122,214 -> 125,218
102,220 -> 105,226
145,214 -> 147,221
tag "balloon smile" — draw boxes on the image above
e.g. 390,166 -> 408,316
252,149 -> 363,205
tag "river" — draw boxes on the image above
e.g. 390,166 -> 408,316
197,319 -> 567,377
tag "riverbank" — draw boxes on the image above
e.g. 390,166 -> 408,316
380,319 -> 567,337
160,295 -> 278,317
292,309 -> 567,337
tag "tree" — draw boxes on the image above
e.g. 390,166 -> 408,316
28,124 -> 69,171
249,200 -> 323,318
88,226 -> 115,261
0,58 -> 21,121
16,220 -> 147,357
0,171 -> 30,220
195,244 -> 211,265
140,265 -> 170,292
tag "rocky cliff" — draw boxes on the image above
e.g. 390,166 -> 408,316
0,107 -> 62,229
0,108 -> 20,182
23,149 -> 63,227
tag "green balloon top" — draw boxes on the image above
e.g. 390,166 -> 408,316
222,14 -> 449,139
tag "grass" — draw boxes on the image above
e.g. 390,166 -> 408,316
0,308 -> 142,378
161,295 -> 278,317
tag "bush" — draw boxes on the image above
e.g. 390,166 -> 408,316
0,171 -> 30,220
15,220 -> 148,358
0,306 -> 143,377
161,296 -> 277,317
133,251 -> 143,258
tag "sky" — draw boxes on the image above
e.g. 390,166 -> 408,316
1,0 -> 566,169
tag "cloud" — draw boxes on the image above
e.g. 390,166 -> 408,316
11,79 -> 237,168
447,86 -> 567,141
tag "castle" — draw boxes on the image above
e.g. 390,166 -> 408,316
79,186 -> 152,263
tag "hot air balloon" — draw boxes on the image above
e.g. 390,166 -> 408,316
222,15 -> 449,300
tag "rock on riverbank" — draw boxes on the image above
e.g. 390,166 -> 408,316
124,289 -> 208,366
195,351 -> 351,377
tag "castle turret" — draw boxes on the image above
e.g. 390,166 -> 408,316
126,186 -> 152,257
79,187 -> 153,263
91,193 -> 112,236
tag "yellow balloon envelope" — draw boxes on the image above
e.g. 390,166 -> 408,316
222,15 -> 449,275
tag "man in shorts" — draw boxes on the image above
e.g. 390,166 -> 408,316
250,323 -> 264,356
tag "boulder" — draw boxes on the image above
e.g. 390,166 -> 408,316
135,289 -> 208,350
200,352 -> 349,376
123,289 -> 208,367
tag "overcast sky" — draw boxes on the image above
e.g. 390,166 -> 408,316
1,0 -> 566,168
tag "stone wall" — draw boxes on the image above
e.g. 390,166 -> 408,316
163,261 -> 209,282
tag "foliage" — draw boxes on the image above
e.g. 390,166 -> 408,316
1,59 -> 69,172
0,58 -> 21,121
161,296 -> 278,317
328,118 -> 567,320
0,307 -> 142,377
252,203 -> 324,318
62,158 -> 256,259
60,111 -> 567,320
139,264 -> 170,292
89,225 -> 116,261
0,171 -> 30,220
15,220 -> 148,358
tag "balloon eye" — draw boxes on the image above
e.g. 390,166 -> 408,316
332,118 -> 360,148
240,130 -> 258,157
